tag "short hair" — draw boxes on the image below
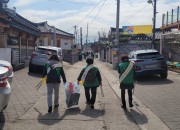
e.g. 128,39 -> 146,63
86,57 -> 94,65
121,55 -> 129,62
49,55 -> 59,62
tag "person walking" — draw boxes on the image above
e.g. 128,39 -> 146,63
77,58 -> 102,109
118,55 -> 136,109
43,55 -> 67,113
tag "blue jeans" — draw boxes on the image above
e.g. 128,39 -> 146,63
46,83 -> 60,107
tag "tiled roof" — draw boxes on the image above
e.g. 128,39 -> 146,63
36,21 -> 74,37
1,7 -> 40,36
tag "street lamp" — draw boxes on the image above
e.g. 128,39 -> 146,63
147,0 -> 157,48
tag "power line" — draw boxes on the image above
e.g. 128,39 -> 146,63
66,0 -> 103,32
91,0 -> 107,24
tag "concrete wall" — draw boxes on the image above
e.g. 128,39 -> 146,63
62,50 -> 78,64
0,48 -> 11,63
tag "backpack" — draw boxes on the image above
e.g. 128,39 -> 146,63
47,65 -> 59,83
85,68 -> 96,83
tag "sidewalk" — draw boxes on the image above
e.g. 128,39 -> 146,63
95,60 -> 170,130
2,59 -> 169,130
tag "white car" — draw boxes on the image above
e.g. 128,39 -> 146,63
0,67 -> 11,111
0,60 -> 14,84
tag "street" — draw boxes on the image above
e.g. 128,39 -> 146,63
104,61 -> 180,130
0,59 -> 180,130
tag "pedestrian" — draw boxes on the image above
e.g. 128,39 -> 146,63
77,57 -> 102,109
42,54 -> 67,113
118,55 -> 136,109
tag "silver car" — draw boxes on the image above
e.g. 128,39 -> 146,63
128,49 -> 168,79
0,60 -> 14,84
29,46 -> 62,73
0,67 -> 11,111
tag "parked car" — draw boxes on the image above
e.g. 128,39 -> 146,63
128,49 -> 168,79
0,60 -> 14,84
0,67 -> 11,111
29,46 -> 62,73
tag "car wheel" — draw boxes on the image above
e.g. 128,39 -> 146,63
160,73 -> 168,79
29,65 -> 34,73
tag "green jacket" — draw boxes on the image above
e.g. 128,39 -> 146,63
118,61 -> 135,85
78,66 -> 102,88
43,60 -> 66,83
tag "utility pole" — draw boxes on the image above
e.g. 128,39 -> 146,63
148,0 -> 157,48
115,0 -> 120,46
74,25 -> 77,44
115,0 -> 120,68
86,23 -> 88,44
153,0 -> 157,48
80,27 -> 83,52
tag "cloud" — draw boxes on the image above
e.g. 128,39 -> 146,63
14,0 -> 180,42
12,0 -> 43,7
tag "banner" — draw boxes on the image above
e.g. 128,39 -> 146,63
122,25 -> 152,34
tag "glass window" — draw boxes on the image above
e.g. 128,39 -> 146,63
36,48 -> 56,55
137,52 -> 161,59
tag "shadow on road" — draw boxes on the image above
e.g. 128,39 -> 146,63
127,109 -> 148,125
34,105 -> 105,126
130,109 -> 148,124
34,107 -> 61,125
28,72 -> 42,78
136,75 -> 173,86
0,112 -> 5,129
81,105 -> 105,118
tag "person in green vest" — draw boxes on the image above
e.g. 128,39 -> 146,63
118,55 -> 136,109
77,58 -> 102,109
43,55 -> 66,113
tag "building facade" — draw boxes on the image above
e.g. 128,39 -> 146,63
0,1 -> 40,65
36,21 -> 74,50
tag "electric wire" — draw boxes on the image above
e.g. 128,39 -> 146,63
91,0 -> 107,24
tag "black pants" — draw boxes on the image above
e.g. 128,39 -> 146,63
121,89 -> 133,106
84,87 -> 97,105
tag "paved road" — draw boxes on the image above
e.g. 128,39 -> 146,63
0,61 -> 140,130
104,62 -> 180,130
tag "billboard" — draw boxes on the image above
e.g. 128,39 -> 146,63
122,25 -> 152,34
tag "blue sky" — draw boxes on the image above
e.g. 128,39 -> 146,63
7,0 -> 180,42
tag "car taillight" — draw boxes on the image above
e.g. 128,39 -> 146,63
0,76 -> 8,87
4,66 -> 13,75
31,52 -> 37,58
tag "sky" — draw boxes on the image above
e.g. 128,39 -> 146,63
7,0 -> 180,43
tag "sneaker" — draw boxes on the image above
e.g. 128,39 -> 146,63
48,106 -> 52,113
91,104 -> 94,109
54,104 -> 59,108
121,105 -> 127,109
129,103 -> 134,108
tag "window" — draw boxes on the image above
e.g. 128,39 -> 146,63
137,52 -> 161,59
36,48 -> 56,55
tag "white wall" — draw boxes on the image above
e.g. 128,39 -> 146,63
0,48 -> 11,63
61,39 -> 73,50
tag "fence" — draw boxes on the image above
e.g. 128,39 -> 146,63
159,33 -> 180,62
162,6 -> 180,26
